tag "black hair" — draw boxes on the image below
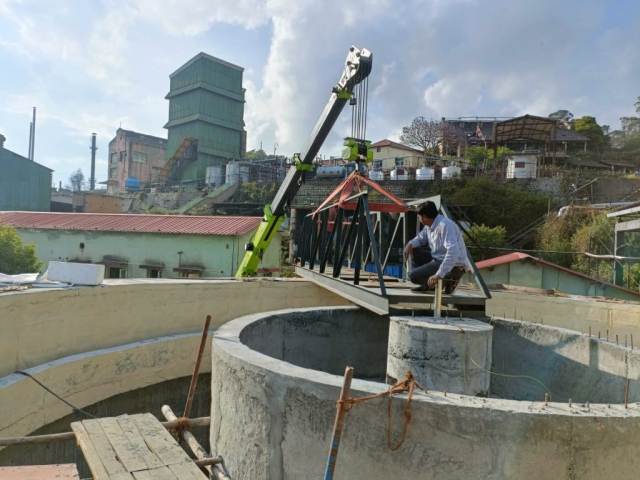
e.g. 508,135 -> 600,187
417,201 -> 439,219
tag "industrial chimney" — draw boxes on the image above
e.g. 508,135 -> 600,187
90,133 -> 97,191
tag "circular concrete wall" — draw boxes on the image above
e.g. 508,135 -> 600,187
211,307 -> 640,480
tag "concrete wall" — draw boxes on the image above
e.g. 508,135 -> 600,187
212,308 -> 640,480
487,290 -> 640,339
491,318 -> 640,403
13,227 -> 281,278
0,280 -> 349,443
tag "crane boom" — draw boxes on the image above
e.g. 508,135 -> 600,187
236,46 -> 372,277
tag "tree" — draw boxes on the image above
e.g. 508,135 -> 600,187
464,224 -> 508,260
574,116 -> 609,153
399,117 -> 441,155
0,224 -> 43,274
464,146 -> 513,168
245,149 -> 267,160
635,96 -> 640,114
67,169 -> 85,192
548,110 -> 574,122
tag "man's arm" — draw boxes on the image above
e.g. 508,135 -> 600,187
434,222 -> 460,279
404,226 -> 428,259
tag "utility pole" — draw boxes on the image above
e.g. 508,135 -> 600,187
30,107 -> 36,161
90,133 -> 97,191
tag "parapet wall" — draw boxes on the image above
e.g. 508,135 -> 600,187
0,279 -> 349,441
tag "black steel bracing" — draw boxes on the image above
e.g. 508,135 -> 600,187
298,192 -> 386,296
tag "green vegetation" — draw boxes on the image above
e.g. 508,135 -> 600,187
464,224 -> 508,260
234,182 -> 279,204
464,146 -> 514,168
0,224 -> 43,274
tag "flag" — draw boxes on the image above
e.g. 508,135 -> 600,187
476,124 -> 485,141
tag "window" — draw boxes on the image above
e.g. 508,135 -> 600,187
132,152 -> 147,163
110,152 -> 118,163
148,269 -> 162,278
376,147 -> 381,152
109,168 -> 118,178
106,267 -> 126,278
179,271 -> 201,278
373,160 -> 382,169
395,158 -> 406,167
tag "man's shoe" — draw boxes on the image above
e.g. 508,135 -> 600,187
410,285 -> 429,293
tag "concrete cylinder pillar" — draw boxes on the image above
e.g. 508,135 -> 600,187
386,316 -> 493,396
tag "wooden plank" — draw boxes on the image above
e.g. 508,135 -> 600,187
117,415 -> 164,470
131,414 -> 191,466
168,463 -> 208,480
0,464 -> 79,480
82,419 -> 129,476
71,422 -> 110,480
145,466 -> 178,480
111,474 -> 135,480
99,417 -> 149,473
132,472 -> 155,480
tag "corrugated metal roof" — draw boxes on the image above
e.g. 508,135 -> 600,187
0,212 -> 262,236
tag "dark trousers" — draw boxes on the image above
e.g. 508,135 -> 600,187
408,246 -> 464,286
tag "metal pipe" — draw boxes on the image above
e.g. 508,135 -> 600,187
183,315 -> 212,418
28,122 -> 33,160
434,278 -> 443,318
323,366 -> 354,480
162,405 -> 229,480
0,417 -> 211,447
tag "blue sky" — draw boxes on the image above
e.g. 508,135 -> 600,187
0,0 -> 639,188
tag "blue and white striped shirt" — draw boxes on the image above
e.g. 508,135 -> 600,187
409,215 -> 469,278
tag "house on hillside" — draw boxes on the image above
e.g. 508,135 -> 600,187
464,252 -> 640,301
0,134 -> 52,212
441,116 -> 589,159
371,139 -> 437,171
0,212 -> 281,279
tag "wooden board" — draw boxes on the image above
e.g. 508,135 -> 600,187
71,414 -> 207,480
116,415 -> 165,470
99,417 -> 148,473
131,414 -> 192,466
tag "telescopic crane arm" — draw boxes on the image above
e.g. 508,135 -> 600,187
236,46 -> 372,277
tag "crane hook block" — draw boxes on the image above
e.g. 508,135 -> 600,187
342,137 -> 373,163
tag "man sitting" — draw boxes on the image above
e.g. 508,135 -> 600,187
403,201 -> 469,293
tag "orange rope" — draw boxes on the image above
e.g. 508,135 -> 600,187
339,370 -> 423,451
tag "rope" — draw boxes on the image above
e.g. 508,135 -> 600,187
15,371 -> 98,419
467,357 -> 553,400
339,370 -> 423,451
168,417 -> 192,440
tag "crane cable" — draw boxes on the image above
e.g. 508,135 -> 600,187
351,75 -> 369,141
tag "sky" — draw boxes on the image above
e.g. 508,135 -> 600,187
0,0 -> 639,188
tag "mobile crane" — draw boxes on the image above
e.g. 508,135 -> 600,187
236,46 -> 373,277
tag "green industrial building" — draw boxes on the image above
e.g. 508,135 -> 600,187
163,53 -> 246,186
0,211 -> 282,278
0,134 -> 52,212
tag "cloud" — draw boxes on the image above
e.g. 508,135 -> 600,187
1,0 -> 640,186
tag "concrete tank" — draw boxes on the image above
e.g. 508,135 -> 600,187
205,165 -> 224,187
239,163 -> 250,183
390,168 -> 408,181
442,166 -> 461,179
368,170 -> 384,181
226,162 -> 240,185
507,155 -> 538,179
317,165 -> 347,179
416,167 -> 434,180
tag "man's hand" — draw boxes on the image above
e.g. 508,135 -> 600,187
403,243 -> 414,261
428,274 -> 442,289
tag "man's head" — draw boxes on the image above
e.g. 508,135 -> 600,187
417,201 -> 439,226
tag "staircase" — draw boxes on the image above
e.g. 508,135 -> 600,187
158,137 -> 198,185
